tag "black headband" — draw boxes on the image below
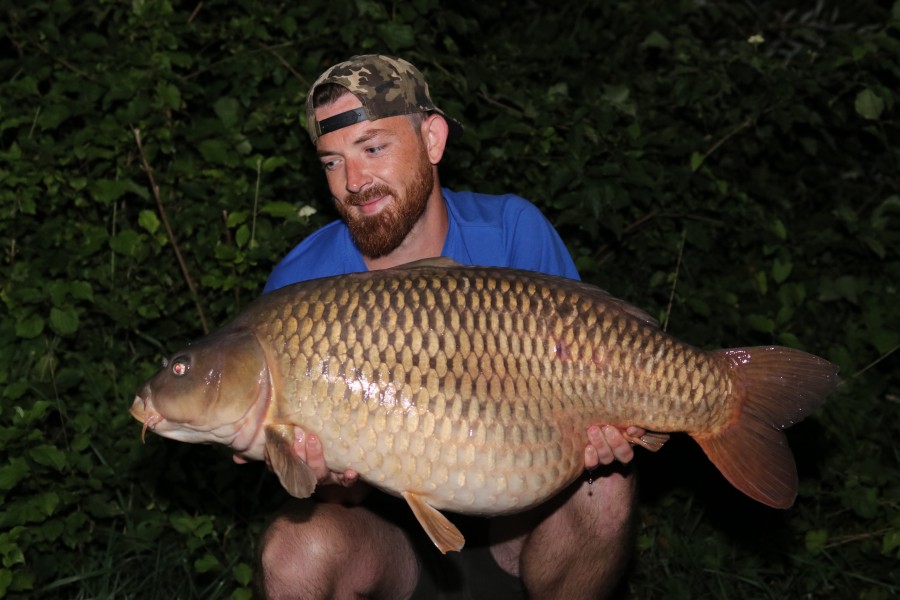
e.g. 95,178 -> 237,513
317,107 -> 369,137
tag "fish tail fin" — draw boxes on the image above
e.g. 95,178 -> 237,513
692,346 -> 838,509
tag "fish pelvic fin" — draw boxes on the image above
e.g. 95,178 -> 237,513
693,346 -> 839,509
264,425 -> 318,499
401,491 -> 465,554
625,430 -> 670,451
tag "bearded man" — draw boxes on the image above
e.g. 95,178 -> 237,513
259,54 -> 642,600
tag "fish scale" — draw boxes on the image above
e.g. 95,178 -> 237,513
131,258 -> 839,553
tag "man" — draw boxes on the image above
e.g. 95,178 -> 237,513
259,54 -> 642,599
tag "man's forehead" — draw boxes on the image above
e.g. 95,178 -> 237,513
315,113 -> 411,152
314,93 -> 364,122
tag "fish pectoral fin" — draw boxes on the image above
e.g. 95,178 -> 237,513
264,425 -> 317,499
626,430 -> 670,452
401,491 -> 465,554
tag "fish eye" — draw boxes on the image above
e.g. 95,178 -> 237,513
171,358 -> 190,376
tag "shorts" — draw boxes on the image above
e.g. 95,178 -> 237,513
364,492 -> 526,600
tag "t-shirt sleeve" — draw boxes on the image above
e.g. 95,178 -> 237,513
504,201 -> 580,280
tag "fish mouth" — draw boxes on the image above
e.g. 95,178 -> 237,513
130,393 -> 164,443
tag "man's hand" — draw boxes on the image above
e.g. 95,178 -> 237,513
584,425 -> 670,469
289,427 -> 370,504
290,427 -> 359,487
584,425 -> 641,468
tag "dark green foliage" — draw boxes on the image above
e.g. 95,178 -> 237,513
1,1 -> 898,597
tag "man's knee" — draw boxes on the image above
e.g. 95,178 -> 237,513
556,469 -> 638,546
258,500 -> 420,599
258,502 -> 347,596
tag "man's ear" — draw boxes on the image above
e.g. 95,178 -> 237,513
421,114 -> 449,165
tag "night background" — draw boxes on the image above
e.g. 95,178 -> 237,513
1,1 -> 898,597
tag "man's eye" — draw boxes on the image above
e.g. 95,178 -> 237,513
321,160 -> 337,171
366,145 -> 385,155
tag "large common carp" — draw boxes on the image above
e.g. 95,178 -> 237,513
130,258 -> 838,552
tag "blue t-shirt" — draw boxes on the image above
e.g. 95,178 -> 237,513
263,188 -> 579,292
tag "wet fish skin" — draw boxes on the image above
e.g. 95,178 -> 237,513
130,259 -> 838,552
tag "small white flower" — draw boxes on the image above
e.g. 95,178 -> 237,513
298,205 -> 317,218
747,33 -> 765,46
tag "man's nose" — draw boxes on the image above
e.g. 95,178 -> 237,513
345,157 -> 372,193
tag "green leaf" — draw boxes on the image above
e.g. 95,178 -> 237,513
846,486 -> 880,519
754,271 -> 768,295
772,258 -> 792,283
690,151 -> 704,172
194,553 -> 221,574
138,210 -> 161,234
0,459 -> 30,491
770,218 -> 787,240
198,139 -> 231,164
855,88 -> 884,121
0,569 -> 11,596
261,201 -> 299,217
90,179 -> 129,204
15,315 -> 44,339
170,513 -> 216,539
777,331 -> 802,348
157,82 -> 182,110
868,329 -> 899,355
232,562 -> 253,586
232,588 -> 253,600
28,444 -> 68,471
642,30 -> 671,50
214,97 -> 241,128
235,224 -> 250,247
262,156 -> 289,172
805,529 -> 828,556
109,229 -> 141,256
882,529 -> 900,557
746,314 -> 774,333
69,281 -> 94,302
50,306 -> 79,335
377,22 -> 415,50
226,211 -> 249,227
819,275 -> 858,304
34,492 -> 61,517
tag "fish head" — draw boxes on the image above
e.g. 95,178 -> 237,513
130,327 -> 272,455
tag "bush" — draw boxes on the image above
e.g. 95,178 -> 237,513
1,1 -> 897,597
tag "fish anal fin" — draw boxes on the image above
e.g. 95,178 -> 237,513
264,425 -> 317,499
693,346 -> 838,509
401,491 -> 465,554
626,430 -> 670,452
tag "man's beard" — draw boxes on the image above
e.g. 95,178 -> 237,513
336,150 -> 434,259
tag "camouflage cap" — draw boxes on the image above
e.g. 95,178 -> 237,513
305,54 -> 458,143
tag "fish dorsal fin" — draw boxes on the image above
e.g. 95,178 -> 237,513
615,300 -> 659,327
390,257 -> 463,270
401,491 -> 465,553
562,281 -> 659,327
264,425 -> 318,499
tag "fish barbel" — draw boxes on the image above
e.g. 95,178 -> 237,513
130,258 -> 838,552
